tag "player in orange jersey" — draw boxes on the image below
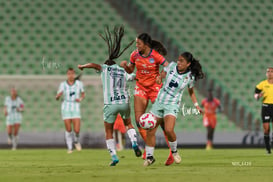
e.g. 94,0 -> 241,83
201,89 -> 221,150
114,114 -> 126,151
121,33 -> 175,165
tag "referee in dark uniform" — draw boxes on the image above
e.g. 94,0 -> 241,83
254,67 -> 273,154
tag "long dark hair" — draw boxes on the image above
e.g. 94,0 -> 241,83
137,33 -> 167,56
99,25 -> 134,66
181,52 -> 205,81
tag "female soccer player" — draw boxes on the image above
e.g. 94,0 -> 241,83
4,87 -> 24,150
56,68 -> 85,154
144,52 -> 204,166
254,67 -> 273,154
201,89 -> 221,150
120,33 -> 174,165
78,26 -> 142,166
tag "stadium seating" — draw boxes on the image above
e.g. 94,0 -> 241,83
130,0 -> 273,129
0,0 -> 136,75
0,0 -> 239,133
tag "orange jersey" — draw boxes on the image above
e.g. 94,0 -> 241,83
130,49 -> 166,87
201,98 -> 220,117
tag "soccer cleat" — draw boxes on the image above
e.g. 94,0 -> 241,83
143,156 -> 155,167
109,155 -> 119,166
266,149 -> 271,154
142,149 -> 146,160
173,152 -> 182,164
74,142 -> 82,151
206,144 -> 213,150
133,145 -> 142,157
164,153 -> 174,166
67,150 -> 73,154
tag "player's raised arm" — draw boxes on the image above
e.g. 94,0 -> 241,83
78,63 -> 101,71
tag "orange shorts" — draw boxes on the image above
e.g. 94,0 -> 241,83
134,82 -> 162,103
113,114 -> 126,134
203,115 -> 217,129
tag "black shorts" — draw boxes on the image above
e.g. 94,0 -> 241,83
261,104 -> 273,123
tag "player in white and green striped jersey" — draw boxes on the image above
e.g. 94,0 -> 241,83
56,68 -> 85,154
4,87 -> 24,150
144,52 -> 205,167
78,25 -> 142,166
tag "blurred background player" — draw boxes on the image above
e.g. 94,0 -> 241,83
55,68 -> 85,154
4,87 -> 24,150
144,52 -> 204,166
254,67 -> 273,154
201,89 -> 221,150
120,33 -> 175,165
114,114 -> 126,151
78,25 -> 142,166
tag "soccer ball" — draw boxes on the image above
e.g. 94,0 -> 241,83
139,113 -> 157,130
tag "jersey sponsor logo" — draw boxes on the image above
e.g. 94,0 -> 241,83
169,80 -> 178,88
149,58 -> 155,64
110,94 -> 126,101
264,116 -> 270,120
70,92 -> 75,96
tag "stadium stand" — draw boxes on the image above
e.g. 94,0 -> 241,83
119,0 -> 273,130
0,0 -> 238,135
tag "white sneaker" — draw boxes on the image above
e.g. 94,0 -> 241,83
173,152 -> 181,164
67,150 -> 73,154
11,146 -> 17,151
143,157 -> 155,167
74,143 -> 82,151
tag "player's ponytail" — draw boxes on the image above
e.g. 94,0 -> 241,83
181,52 -> 205,81
99,25 -> 134,66
137,33 -> 167,56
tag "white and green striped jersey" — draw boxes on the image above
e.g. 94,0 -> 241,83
157,62 -> 195,106
100,64 -> 134,105
57,80 -> 84,111
4,96 -> 24,121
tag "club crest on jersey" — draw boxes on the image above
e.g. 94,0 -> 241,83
149,58 -> 155,64
183,76 -> 188,83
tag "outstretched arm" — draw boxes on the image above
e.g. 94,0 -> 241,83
188,87 -> 203,114
78,63 -> 101,71
3,106 -> 8,116
120,61 -> 135,74
55,92 -> 63,100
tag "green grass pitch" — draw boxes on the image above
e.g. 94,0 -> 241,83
0,148 -> 272,182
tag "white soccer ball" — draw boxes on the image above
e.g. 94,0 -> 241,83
139,113 -> 157,130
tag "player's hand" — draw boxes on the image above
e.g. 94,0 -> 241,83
120,61 -> 127,68
78,65 -> 83,70
56,95 -> 60,101
196,106 -> 203,115
75,98 -> 82,102
4,111 -> 8,116
156,75 -> 162,85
